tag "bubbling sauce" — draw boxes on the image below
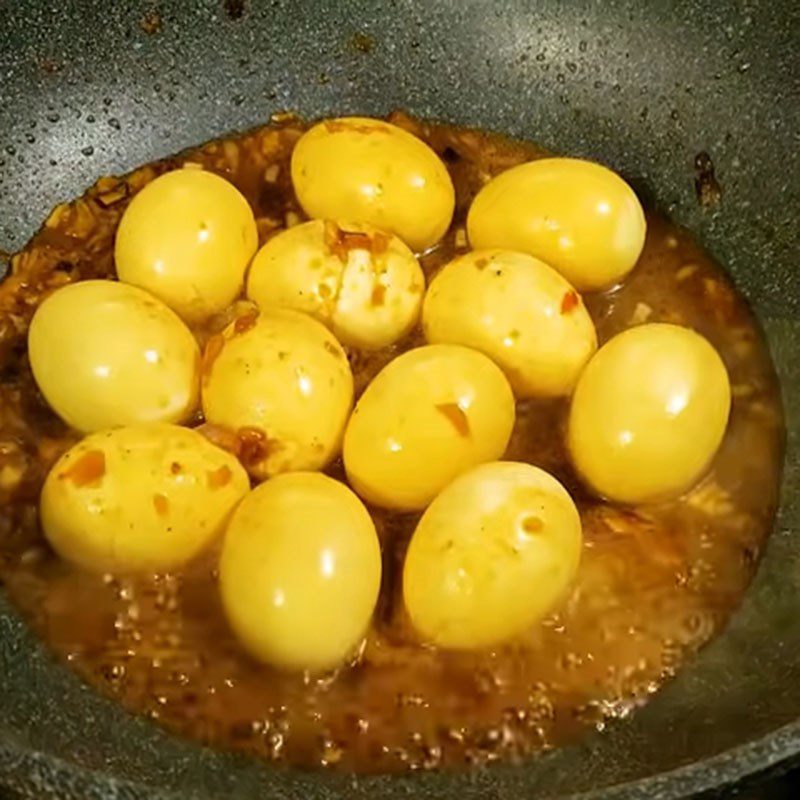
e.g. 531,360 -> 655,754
0,112 -> 784,771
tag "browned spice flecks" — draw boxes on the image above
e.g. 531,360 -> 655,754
59,449 -> 105,487
152,493 -> 170,516
324,221 -> 390,262
561,290 -> 579,314
207,464 -> 233,489
233,309 -> 259,335
236,426 -> 273,469
371,284 -> 387,307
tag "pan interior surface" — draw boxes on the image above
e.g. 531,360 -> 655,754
0,1 -> 798,799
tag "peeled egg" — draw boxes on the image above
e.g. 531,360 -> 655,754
291,117 -> 455,252
201,307 -> 353,480
40,424 -> 249,573
343,344 -> 515,511
219,472 -> 381,672
115,168 -> 258,323
568,323 -> 731,504
28,280 -> 200,433
467,158 -> 646,291
423,250 -> 597,398
403,461 -> 582,650
247,219 -> 424,349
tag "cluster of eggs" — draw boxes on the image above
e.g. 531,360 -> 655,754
28,117 -> 731,672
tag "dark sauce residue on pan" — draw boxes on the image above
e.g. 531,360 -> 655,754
0,112 -> 784,771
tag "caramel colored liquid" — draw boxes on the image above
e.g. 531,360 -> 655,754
0,113 -> 784,771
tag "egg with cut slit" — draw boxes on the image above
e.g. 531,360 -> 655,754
40,424 -> 249,573
247,219 -> 424,349
115,167 -> 258,323
201,307 -> 353,480
220,472 -> 381,672
403,461 -> 582,650
343,344 -> 515,511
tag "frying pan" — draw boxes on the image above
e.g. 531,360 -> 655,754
0,0 -> 798,798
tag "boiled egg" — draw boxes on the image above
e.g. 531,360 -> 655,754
403,461 -> 582,650
568,323 -> 731,503
28,280 -> 199,433
247,219 -> 424,349
291,117 -> 455,252
201,308 -> 353,480
423,249 -> 597,398
467,158 -> 646,291
115,167 -> 258,323
343,344 -> 515,511
220,472 -> 381,672
40,424 -> 249,573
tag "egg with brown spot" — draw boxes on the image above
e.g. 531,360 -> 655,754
40,424 -> 249,573
201,308 -> 354,480
343,345 -> 515,510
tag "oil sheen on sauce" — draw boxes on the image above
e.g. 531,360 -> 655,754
0,112 -> 784,771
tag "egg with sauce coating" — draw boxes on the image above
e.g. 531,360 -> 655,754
28,280 -> 200,433
247,219 -> 424,349
201,308 -> 353,480
568,323 -> 731,504
467,158 -> 646,291
220,472 -> 381,672
423,250 -> 597,398
343,344 -> 515,511
40,424 -> 249,573
291,117 -> 455,252
404,461 -> 582,650
115,167 -> 258,323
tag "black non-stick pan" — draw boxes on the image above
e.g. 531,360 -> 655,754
0,1 -> 798,798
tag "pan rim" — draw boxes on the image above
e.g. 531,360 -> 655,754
1,718 -> 799,799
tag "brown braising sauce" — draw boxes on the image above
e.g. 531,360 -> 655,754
0,112 -> 784,771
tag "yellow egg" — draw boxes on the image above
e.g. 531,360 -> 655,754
201,308 -> 353,480
247,219 -> 425,350
219,472 -> 381,672
40,424 -> 249,573
28,280 -> 200,433
291,117 -> 455,252
467,158 -> 646,291
115,168 -> 258,323
403,461 -> 582,650
343,344 -> 515,511
568,323 -> 731,504
423,250 -> 597,398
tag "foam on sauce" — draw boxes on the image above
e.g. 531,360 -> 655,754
0,112 -> 784,771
